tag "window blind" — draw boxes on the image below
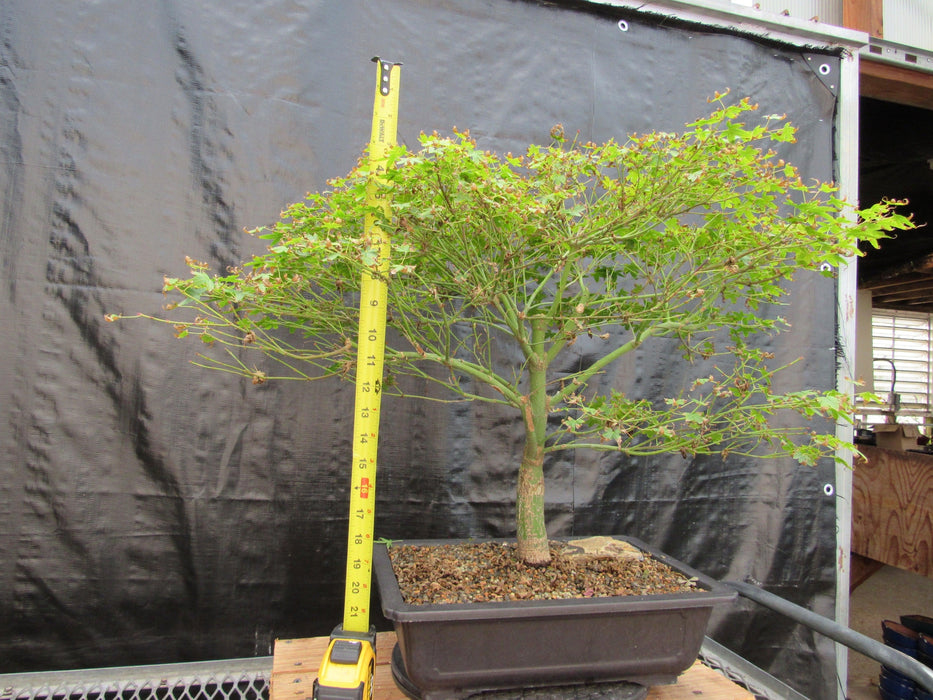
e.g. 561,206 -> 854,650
868,309 -> 933,425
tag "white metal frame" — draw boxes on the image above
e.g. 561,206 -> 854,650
590,0 -> 866,47
863,37 -> 933,76
834,41 -> 864,700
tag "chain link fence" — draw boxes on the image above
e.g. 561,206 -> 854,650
1,641 -> 793,700
2,649 -> 770,700
1,658 -> 270,700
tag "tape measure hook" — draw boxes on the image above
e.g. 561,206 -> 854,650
371,56 -> 402,96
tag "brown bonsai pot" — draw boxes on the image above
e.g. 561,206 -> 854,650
373,535 -> 736,699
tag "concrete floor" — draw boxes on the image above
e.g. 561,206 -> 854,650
847,565 -> 933,699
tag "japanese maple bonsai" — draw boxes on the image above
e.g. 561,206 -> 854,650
116,96 -> 911,567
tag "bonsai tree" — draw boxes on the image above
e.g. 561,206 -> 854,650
114,96 -> 913,565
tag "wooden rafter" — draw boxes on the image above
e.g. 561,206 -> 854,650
861,253 -> 933,287
861,60 -> 933,111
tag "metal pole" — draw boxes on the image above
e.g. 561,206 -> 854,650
726,580 -> 933,693
834,35 -> 867,699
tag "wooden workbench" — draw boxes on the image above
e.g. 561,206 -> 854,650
852,445 -> 933,578
270,633 -> 754,700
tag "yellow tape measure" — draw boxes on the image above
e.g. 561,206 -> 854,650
342,56 -> 400,635
314,57 -> 400,700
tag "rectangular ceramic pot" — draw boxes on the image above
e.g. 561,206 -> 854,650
373,535 -> 736,698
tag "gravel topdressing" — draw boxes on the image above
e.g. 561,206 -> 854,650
387,539 -> 701,605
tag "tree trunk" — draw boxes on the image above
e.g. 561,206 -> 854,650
516,318 -> 550,566
516,433 -> 550,565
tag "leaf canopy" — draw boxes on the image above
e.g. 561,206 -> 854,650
123,96 -> 914,466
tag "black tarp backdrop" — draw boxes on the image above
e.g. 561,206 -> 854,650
0,1 -> 845,696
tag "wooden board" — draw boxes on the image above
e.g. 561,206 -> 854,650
850,552 -> 885,592
860,59 -> 933,112
843,0 -> 883,37
852,446 -> 933,578
270,633 -> 754,700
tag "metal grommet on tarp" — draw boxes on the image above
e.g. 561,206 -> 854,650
804,53 -> 840,95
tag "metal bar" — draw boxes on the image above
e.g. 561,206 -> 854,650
726,580 -> 933,693
833,38 -> 864,700
581,0 -> 868,49
862,38 -> 933,75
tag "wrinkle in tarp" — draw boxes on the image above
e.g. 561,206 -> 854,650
0,1 -> 843,696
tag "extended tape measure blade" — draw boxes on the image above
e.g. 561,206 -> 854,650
340,57 -> 400,636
